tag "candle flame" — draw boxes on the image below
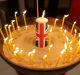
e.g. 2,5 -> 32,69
60,27 -> 62,30
49,44 -> 53,48
74,29 -> 77,34
28,52 -> 33,56
66,36 -> 69,42
78,39 -> 80,45
70,47 -> 72,51
32,49 -> 36,54
55,18 -> 59,21
73,21 -> 77,25
5,24 -> 8,27
4,37 -> 8,42
70,41 -> 72,45
64,42 -> 67,50
61,49 -> 66,55
50,28 -> 53,32
64,29 -> 67,33
19,50 -> 23,54
12,44 -> 15,48
64,14 -> 69,18
18,26 -> 20,30
43,54 -> 47,59
12,20 -> 15,23
42,10 -> 45,18
14,47 -> 20,55
78,33 -> 80,38
9,38 -> 13,42
23,10 -> 27,15
9,25 -> 11,27
28,49 -> 36,56
15,11 -> 18,15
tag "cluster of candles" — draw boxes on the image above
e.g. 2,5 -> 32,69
0,10 -> 80,67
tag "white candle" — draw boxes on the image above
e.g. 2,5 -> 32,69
23,10 -> 27,26
71,21 -> 76,34
15,11 -> 19,29
62,15 -> 69,29
4,24 -> 8,36
53,18 -> 59,29
0,28 -> 5,39
8,25 -> 12,38
11,20 -> 15,31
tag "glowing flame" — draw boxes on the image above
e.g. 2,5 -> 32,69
78,39 -> 80,46
64,14 -> 69,17
70,47 -> 72,51
73,21 -> 76,25
74,29 -> 77,34
14,47 -> 20,55
15,11 -> 18,15
66,36 -> 69,42
19,50 -> 23,54
60,49 -> 66,55
64,42 -> 67,50
42,10 -> 45,18
64,29 -> 67,33
9,38 -> 13,43
60,27 -> 62,30
12,20 -> 15,23
49,44 -> 53,48
4,37 -> 8,42
78,33 -> 80,38
23,10 -> 27,15
28,49 -> 36,56
32,49 -> 36,54
55,18 -> 59,21
43,54 -> 47,59
50,27 -> 53,32
9,25 -> 11,27
5,24 -> 8,27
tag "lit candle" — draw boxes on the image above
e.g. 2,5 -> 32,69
28,49 -> 36,65
48,44 -> 53,54
55,49 -> 66,67
42,54 -> 48,67
8,25 -> 12,38
71,21 -> 76,34
61,15 -> 69,29
36,10 -> 48,48
36,0 -> 39,17
14,11 -> 19,29
64,29 -> 67,36
72,29 -> 77,42
48,27 -> 52,45
17,26 -> 20,31
8,38 -> 14,47
13,47 -> 23,60
4,37 -> 13,57
4,37 -> 9,50
0,28 -> 5,39
75,39 -> 80,55
4,24 -> 8,36
13,47 -> 20,56
23,10 -> 27,26
53,18 -> 59,29
11,20 -> 15,31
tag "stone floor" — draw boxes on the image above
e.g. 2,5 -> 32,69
0,57 -> 80,75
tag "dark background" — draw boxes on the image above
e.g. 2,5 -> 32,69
5,0 -> 71,22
